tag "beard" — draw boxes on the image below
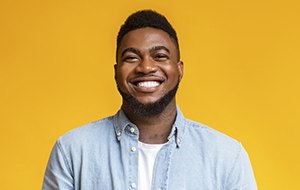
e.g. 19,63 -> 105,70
117,82 -> 179,117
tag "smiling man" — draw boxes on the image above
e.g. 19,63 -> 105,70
43,10 -> 257,190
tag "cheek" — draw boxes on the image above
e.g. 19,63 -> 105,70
164,65 -> 181,79
116,66 -> 133,85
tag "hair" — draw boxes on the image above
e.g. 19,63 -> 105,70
116,10 -> 180,61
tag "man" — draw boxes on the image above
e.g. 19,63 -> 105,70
43,10 -> 257,190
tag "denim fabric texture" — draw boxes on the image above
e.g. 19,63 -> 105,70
42,107 -> 257,190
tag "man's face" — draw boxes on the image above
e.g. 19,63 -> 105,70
115,27 -> 183,115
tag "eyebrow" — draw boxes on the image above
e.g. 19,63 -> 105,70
149,46 -> 170,53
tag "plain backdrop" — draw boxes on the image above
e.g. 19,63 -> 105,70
0,0 -> 299,189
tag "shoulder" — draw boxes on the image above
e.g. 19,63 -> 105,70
185,119 -> 239,144
183,119 -> 242,158
183,119 -> 257,189
57,116 -> 115,149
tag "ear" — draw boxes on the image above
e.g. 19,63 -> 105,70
177,61 -> 184,81
114,63 -> 117,81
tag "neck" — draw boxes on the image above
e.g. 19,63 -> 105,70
122,100 -> 177,144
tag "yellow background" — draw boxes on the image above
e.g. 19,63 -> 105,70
1,0 -> 299,189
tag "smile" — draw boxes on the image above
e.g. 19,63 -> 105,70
137,81 -> 160,88
130,76 -> 165,93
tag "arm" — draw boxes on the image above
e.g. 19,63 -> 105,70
42,139 -> 74,190
224,144 -> 257,190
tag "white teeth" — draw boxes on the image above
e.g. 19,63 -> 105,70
137,81 -> 160,88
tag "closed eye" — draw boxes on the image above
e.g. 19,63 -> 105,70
123,56 -> 139,63
153,54 -> 169,61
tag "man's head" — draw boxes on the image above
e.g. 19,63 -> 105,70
116,10 -> 180,62
115,10 -> 183,117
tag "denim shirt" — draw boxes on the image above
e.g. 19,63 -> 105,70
43,107 -> 257,190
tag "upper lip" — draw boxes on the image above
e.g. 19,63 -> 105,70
130,76 -> 165,85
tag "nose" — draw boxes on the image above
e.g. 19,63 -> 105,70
135,57 -> 158,74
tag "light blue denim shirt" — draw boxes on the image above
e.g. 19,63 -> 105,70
43,107 -> 257,190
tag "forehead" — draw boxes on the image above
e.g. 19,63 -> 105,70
118,27 -> 177,53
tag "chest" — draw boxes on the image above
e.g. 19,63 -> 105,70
71,140 -> 225,190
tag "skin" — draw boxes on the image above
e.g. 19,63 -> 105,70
115,27 -> 183,144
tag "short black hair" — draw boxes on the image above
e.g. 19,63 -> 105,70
116,10 -> 180,61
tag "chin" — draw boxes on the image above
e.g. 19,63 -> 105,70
118,83 -> 179,117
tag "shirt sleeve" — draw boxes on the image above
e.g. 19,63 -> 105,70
42,139 -> 74,190
224,143 -> 257,190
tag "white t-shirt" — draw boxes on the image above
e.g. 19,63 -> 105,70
138,141 -> 165,190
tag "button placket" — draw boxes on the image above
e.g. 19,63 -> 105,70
127,125 -> 138,190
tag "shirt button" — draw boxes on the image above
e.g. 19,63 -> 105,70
130,146 -> 136,152
129,127 -> 135,133
131,182 -> 136,188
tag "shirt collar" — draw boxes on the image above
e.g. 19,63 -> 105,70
112,106 -> 186,147
167,106 -> 186,147
113,109 -> 132,141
